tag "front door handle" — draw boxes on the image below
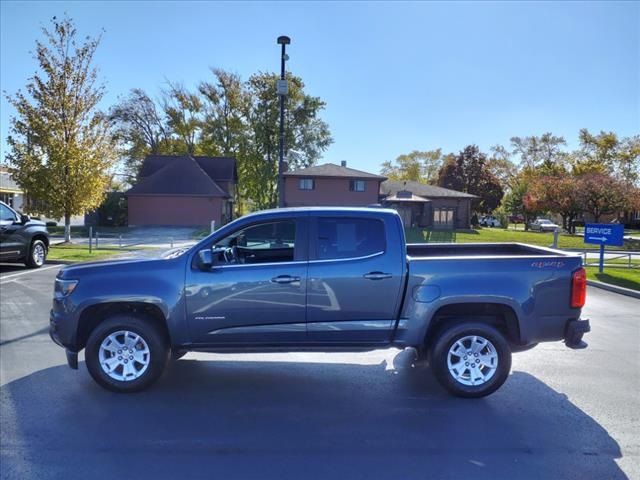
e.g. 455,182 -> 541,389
363,272 -> 392,280
271,275 -> 300,284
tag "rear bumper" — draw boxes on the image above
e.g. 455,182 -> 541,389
564,318 -> 590,349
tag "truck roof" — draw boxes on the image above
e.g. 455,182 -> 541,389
242,206 -> 400,219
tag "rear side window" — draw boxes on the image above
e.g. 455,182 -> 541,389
317,217 -> 385,260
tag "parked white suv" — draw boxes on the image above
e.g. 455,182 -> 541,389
479,215 -> 501,228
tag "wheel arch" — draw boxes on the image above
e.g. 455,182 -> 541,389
424,302 -> 521,350
76,301 -> 171,350
31,233 -> 49,248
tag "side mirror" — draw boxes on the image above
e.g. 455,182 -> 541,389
197,249 -> 214,270
20,214 -> 30,224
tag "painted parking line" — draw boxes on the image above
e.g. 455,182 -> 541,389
0,264 -> 61,283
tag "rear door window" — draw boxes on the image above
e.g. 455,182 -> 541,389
317,217 -> 385,260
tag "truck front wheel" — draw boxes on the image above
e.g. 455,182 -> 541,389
430,322 -> 512,398
85,315 -> 170,393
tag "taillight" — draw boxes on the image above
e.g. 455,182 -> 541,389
571,268 -> 586,308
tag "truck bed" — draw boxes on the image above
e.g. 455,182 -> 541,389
406,242 -> 567,258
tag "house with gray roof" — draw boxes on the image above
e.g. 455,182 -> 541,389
380,180 -> 478,229
284,162 -> 477,229
283,161 -> 386,208
126,155 -> 237,227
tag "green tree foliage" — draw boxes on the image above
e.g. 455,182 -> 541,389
380,149 -> 444,183
573,129 -> 640,186
437,145 -> 503,214
488,145 -> 518,190
110,70 -> 332,211
5,16 -> 116,241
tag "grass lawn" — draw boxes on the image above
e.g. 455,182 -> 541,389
406,226 -> 639,251
47,244 -> 133,262
585,266 -> 640,291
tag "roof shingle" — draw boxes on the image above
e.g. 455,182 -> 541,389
380,180 -> 478,199
284,163 -> 387,180
126,155 -> 230,197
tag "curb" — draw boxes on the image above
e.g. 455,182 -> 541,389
586,280 -> 640,299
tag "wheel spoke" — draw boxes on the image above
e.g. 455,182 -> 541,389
479,354 -> 496,368
471,337 -> 488,354
109,333 -> 126,349
133,349 -> 149,364
447,335 -> 498,387
99,330 -> 151,382
102,356 -> 120,371
124,333 -> 139,349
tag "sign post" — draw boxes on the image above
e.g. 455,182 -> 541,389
583,223 -> 625,273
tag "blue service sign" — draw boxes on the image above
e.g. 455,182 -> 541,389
584,223 -> 625,247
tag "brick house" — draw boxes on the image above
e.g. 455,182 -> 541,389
380,180 -> 477,229
284,162 -> 477,229
126,155 -> 237,227
283,162 -> 386,207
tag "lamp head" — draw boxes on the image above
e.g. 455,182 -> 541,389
277,36 -> 291,45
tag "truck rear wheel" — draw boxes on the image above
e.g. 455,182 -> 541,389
85,315 -> 170,393
430,322 -> 511,398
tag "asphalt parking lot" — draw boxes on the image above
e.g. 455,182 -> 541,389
0,263 -> 638,479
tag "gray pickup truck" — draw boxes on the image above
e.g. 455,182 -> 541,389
50,207 -> 590,397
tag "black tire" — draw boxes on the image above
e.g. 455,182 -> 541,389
25,239 -> 47,268
430,322 -> 511,398
85,315 -> 170,393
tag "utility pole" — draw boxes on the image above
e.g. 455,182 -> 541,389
277,35 -> 290,208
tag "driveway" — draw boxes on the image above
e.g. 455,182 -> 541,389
50,226 -> 200,249
0,264 -> 638,479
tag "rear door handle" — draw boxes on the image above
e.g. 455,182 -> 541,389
363,272 -> 392,280
271,275 -> 300,284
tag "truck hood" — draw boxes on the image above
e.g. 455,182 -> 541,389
57,253 -> 184,279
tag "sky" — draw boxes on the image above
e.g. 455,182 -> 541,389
1,1 -> 638,174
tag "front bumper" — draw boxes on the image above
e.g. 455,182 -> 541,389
50,311 -> 80,370
564,318 -> 590,349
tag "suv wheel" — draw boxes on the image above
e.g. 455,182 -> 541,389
430,322 -> 511,398
25,239 -> 47,268
85,315 -> 169,393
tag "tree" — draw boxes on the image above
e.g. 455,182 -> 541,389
572,129 -> 640,186
488,145 -> 518,189
437,145 -> 503,214
109,88 -> 170,178
5,16 -> 116,242
380,149 -> 444,183
163,82 -> 204,155
525,174 -> 582,233
199,69 -> 249,157
242,72 -> 332,209
500,170 -> 541,231
576,173 -> 629,223
109,69 -> 332,211
510,133 -> 567,173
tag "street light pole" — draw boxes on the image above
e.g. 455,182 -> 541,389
277,35 -> 290,208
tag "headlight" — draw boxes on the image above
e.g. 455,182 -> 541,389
55,279 -> 79,297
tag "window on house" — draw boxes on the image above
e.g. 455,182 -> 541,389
299,178 -> 315,190
433,207 -> 456,227
349,180 -> 366,192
